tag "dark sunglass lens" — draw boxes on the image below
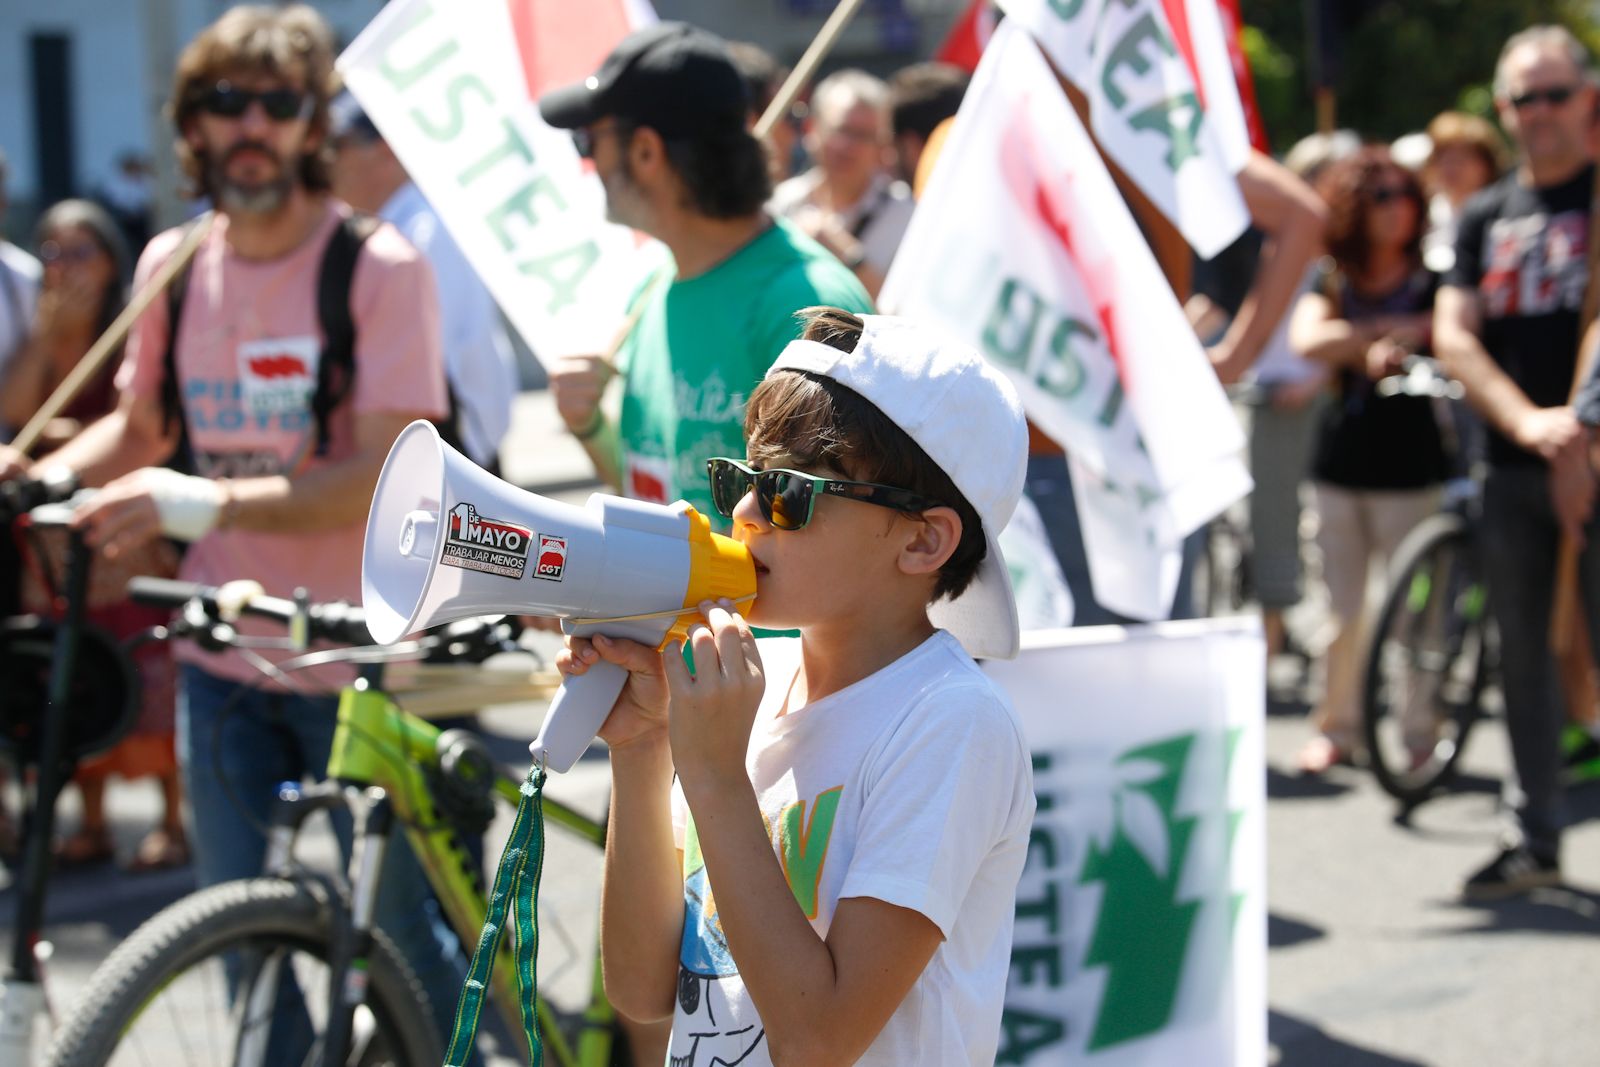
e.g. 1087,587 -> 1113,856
260,90 -> 305,120
769,473 -> 811,531
1546,87 -> 1574,105
207,87 -> 250,117
708,462 -> 740,518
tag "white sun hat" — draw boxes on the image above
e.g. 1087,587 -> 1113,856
766,314 -> 1029,659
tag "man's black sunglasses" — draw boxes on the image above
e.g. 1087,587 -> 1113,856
706,457 -> 942,532
202,81 -> 313,122
1510,84 -> 1578,110
571,122 -> 624,161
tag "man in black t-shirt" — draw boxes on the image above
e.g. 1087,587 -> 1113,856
1436,24 -> 1600,900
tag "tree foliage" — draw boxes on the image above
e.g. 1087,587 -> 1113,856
1240,0 -> 1600,153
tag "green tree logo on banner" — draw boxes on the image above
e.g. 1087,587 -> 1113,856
1079,729 -> 1246,1050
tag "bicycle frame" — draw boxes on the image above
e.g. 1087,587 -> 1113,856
1,522 -> 94,1066
270,675 -> 616,1066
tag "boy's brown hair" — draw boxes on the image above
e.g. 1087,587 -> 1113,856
170,4 -> 337,199
744,307 -> 987,601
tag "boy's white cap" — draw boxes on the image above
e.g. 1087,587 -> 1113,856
767,314 -> 1029,660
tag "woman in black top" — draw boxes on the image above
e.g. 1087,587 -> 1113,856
1289,147 -> 1450,774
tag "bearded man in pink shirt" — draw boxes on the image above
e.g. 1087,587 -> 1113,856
29,3 -> 464,1048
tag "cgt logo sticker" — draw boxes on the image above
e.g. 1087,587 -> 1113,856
535,535 -> 568,581
441,502 -> 533,579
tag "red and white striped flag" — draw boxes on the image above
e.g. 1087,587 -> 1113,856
881,21 -> 1249,621
339,0 -> 659,362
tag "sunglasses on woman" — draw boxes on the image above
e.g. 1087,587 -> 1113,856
39,241 -> 101,266
201,81 -> 313,122
706,457 -> 942,532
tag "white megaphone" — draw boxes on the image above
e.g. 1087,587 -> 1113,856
362,420 -> 756,772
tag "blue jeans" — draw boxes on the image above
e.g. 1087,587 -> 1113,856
176,664 -> 467,1048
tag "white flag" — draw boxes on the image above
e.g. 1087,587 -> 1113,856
339,0 -> 662,363
995,0 -> 1250,257
986,619 -> 1267,1066
880,21 -> 1250,621
1175,0 -> 1252,172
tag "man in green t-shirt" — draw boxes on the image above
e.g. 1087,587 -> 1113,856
539,22 -> 872,524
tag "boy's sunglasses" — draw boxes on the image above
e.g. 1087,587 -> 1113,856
706,457 -> 942,532
201,82 -> 313,122
1509,84 -> 1578,110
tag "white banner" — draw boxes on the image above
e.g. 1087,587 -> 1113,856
338,0 -> 661,363
1175,0 -> 1252,171
880,21 -> 1249,621
995,0 -> 1249,257
987,619 -> 1266,1066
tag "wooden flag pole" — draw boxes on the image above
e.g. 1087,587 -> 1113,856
12,212 -> 215,456
755,0 -> 868,141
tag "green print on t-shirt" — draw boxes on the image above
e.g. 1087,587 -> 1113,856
683,784 -> 845,932
776,786 -> 843,920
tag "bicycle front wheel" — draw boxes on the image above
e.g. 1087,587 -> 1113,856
1361,513 -> 1491,806
45,877 -> 442,1067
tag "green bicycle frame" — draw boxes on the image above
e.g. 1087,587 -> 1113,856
325,677 -> 615,1065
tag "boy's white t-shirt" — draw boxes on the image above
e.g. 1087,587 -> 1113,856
668,630 -> 1036,1067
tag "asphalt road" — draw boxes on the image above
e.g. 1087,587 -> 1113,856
3,392 -> 1597,1065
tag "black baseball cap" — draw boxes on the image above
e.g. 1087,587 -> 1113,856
538,22 -> 749,139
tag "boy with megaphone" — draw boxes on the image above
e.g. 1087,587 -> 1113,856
560,308 -> 1035,1066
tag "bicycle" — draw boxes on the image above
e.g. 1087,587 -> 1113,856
1,473 -> 144,1067
1360,476 -> 1495,806
44,577 -> 625,1067
1359,356 -> 1496,806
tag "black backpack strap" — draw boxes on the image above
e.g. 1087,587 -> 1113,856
311,213 -> 381,457
160,218 -> 207,474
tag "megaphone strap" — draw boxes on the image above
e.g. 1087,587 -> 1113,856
443,765 -> 548,1066
568,592 -> 757,627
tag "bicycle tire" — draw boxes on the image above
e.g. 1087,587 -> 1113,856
1361,512 -> 1491,806
45,877 -> 443,1067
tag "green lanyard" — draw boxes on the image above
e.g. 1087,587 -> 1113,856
444,765 -> 548,1066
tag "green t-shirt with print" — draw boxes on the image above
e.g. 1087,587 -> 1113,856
613,217 -> 873,527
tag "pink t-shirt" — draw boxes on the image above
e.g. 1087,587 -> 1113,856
117,200 -> 446,688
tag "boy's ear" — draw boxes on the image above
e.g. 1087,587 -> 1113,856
897,506 -> 961,579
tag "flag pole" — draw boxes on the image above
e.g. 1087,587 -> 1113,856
754,0 -> 868,140
12,212 -> 215,456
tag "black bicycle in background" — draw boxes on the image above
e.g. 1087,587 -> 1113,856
0,473 -> 141,1066
1359,357 -> 1497,807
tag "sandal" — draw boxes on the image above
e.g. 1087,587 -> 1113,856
1296,736 -> 1350,776
127,827 -> 191,873
56,828 -> 116,867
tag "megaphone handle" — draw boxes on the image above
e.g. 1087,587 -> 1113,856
529,660 -> 630,773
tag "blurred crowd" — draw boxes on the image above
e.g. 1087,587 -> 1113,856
0,2 -> 1597,943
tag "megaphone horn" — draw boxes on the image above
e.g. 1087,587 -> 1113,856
362,421 -> 755,772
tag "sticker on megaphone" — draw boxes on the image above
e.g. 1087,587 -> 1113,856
363,421 -> 756,772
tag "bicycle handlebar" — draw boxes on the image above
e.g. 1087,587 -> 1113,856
127,577 -> 375,647
0,468 -> 80,523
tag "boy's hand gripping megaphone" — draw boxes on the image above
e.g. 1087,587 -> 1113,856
362,421 -> 755,772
